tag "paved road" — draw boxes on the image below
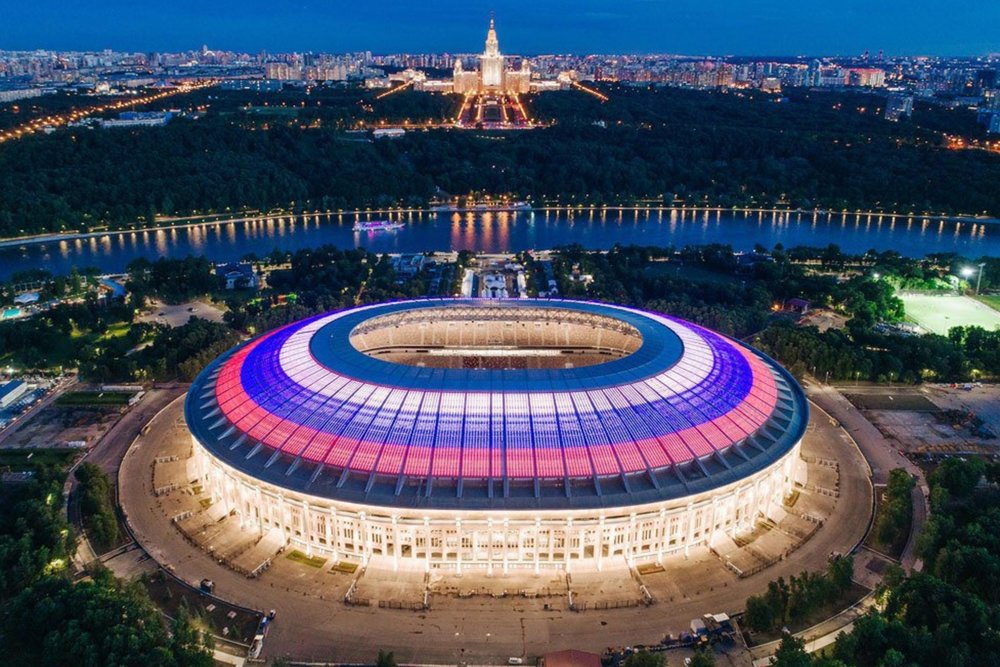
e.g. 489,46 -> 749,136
806,382 -> 928,571
68,386 -> 188,569
118,396 -> 873,664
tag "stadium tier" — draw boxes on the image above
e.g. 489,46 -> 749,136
187,299 -> 808,571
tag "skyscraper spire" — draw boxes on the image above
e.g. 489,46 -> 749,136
481,14 -> 503,88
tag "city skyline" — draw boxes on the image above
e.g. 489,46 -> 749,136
3,0 -> 1000,56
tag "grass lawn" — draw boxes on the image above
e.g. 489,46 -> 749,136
975,295 -> 1000,313
900,293 -> 1000,335
98,321 -> 132,342
286,549 -> 327,569
331,561 -> 358,574
56,391 -> 134,407
0,448 -> 81,470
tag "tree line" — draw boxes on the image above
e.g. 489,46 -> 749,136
3,84 -> 1000,238
0,462 -> 213,666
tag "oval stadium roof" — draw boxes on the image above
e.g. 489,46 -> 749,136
186,299 -> 808,511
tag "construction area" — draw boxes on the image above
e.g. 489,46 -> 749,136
842,384 -> 1000,457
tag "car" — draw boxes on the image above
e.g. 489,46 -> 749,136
508,659 -> 524,665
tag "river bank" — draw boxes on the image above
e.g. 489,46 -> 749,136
1,205 -> 997,250
2,206 -> 997,281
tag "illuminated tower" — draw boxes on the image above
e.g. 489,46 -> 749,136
480,17 -> 504,90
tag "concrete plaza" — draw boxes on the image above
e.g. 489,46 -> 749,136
116,392 -> 874,664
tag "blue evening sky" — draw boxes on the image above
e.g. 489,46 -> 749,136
1,1 -> 998,56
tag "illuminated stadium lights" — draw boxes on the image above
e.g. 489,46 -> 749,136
187,299 -> 807,572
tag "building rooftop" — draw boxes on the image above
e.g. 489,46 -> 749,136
186,299 -> 807,511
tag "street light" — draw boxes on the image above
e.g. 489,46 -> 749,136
961,263 -> 986,295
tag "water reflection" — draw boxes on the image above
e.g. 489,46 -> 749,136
0,209 -> 996,280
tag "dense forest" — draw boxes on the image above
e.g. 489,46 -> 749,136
757,458 -> 1000,667
2,243 -> 999,384
0,464 -> 213,666
2,84 -> 1000,238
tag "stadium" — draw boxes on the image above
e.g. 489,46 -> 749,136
186,299 -> 808,573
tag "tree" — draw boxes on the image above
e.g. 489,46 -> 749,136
688,648 -> 716,667
771,634 -> 811,667
874,469 -> 915,553
745,594 -> 777,633
1,567 -> 213,667
622,650 -> 665,667
376,649 -> 398,667
930,457 -> 985,499
75,462 -> 120,549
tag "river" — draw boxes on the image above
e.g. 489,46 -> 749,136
0,208 -> 996,280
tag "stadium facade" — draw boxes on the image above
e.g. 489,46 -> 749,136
186,299 -> 808,573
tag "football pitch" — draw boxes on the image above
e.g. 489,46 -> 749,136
900,293 -> 1000,335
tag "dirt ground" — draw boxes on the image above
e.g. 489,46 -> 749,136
841,384 -> 1000,457
1,402 -> 124,449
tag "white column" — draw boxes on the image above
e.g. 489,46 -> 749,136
359,512 -> 369,565
564,518 -> 573,573
547,522 -> 555,564
487,518 -> 495,576
424,517 -> 432,573
257,486 -> 267,535
657,508 -> 666,564
329,508 -> 339,561
709,498 -> 719,548
455,518 -> 462,575
278,495 -> 287,543
627,513 -> 637,567
684,502 -> 695,557
392,516 -> 400,571
533,518 -> 541,575
302,502 -> 311,557
597,516 -> 605,571
325,508 -> 333,558
502,518 -> 510,575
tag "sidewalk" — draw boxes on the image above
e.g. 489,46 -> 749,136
746,381 -> 932,665
806,382 -> 928,571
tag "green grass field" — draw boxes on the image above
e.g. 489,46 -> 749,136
0,448 -> 81,470
900,293 -> 1000,335
286,549 -> 327,568
56,391 -> 133,407
976,295 -> 1000,313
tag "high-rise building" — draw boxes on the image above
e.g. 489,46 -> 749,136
480,17 -> 504,89
451,17 -> 532,95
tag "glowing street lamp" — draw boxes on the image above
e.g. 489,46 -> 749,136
961,263 -> 987,295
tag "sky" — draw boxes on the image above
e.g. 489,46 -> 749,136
1,0 -> 999,56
